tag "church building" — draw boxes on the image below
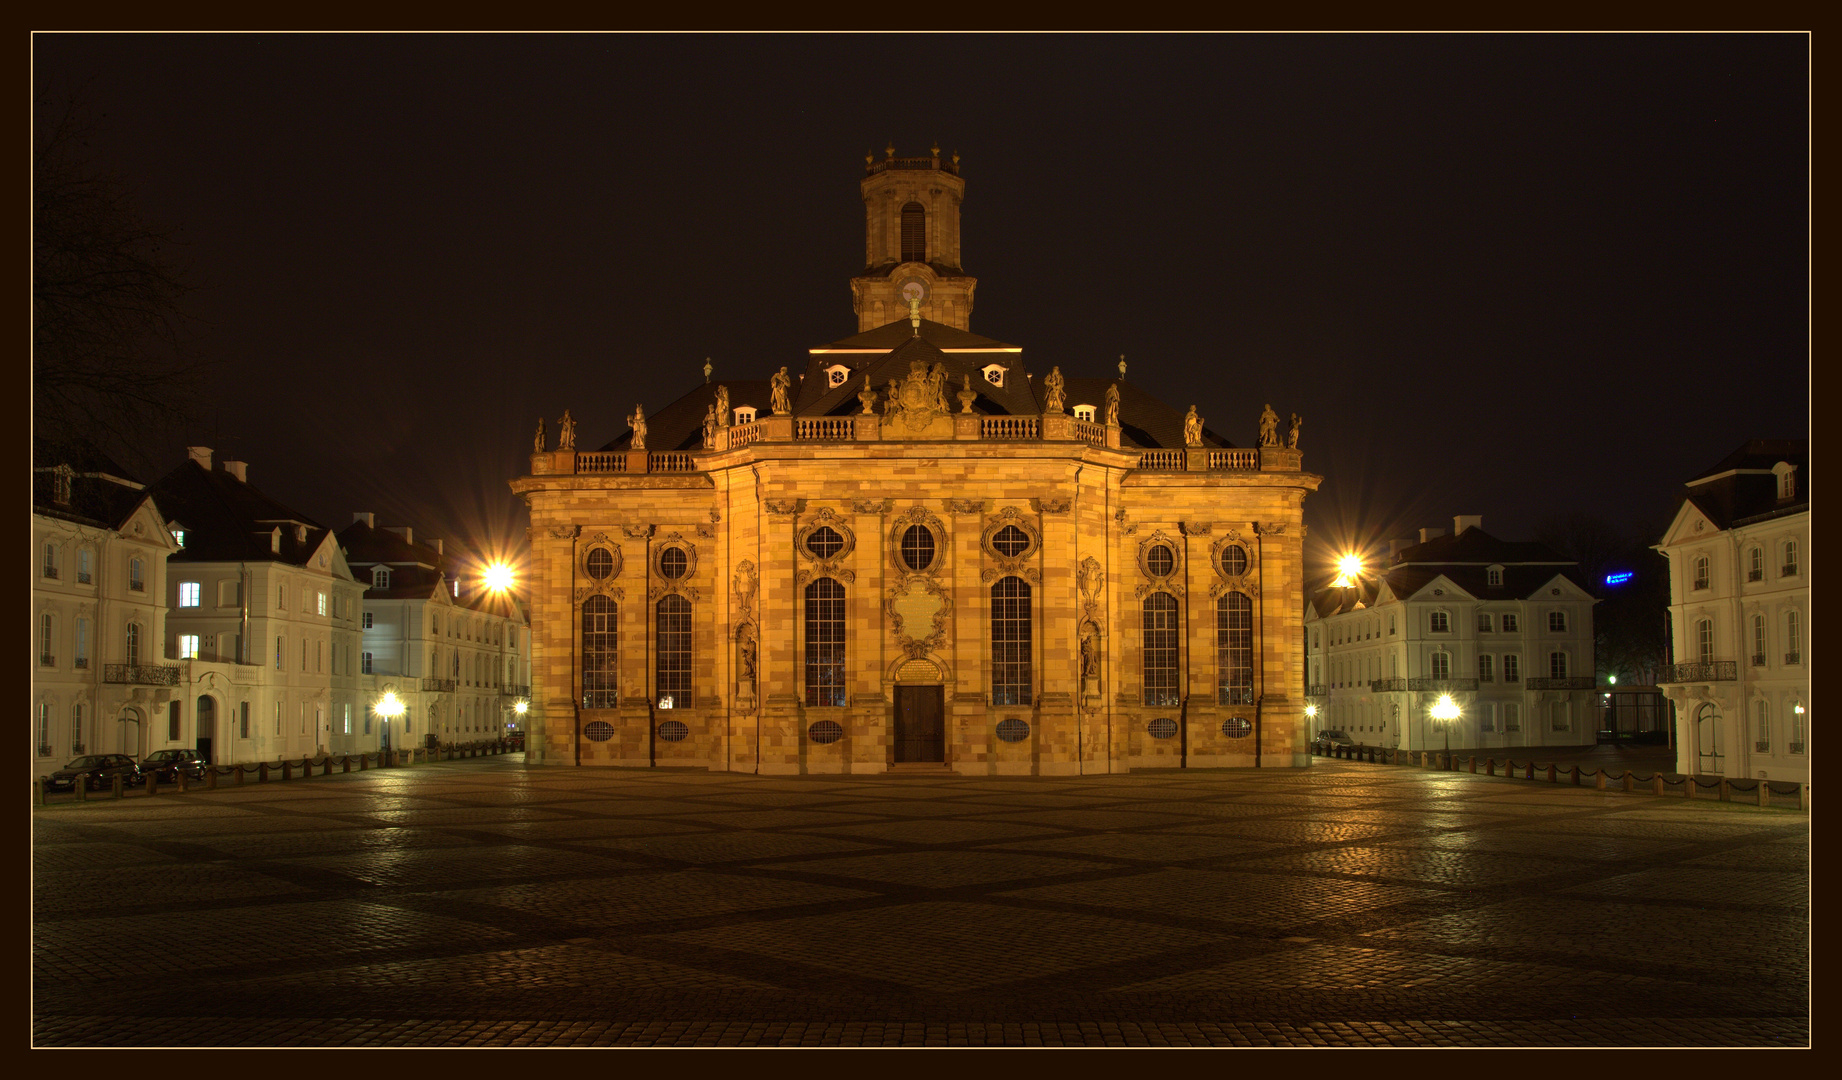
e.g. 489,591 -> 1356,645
511,147 -> 1321,774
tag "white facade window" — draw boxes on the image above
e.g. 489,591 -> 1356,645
43,542 -> 59,579
1487,567 -> 1502,587
278,585 -> 286,608
78,549 -> 93,584
75,619 -> 88,669
1548,611 -> 1567,632
1501,613 -> 1518,633
1477,654 -> 1494,682
1785,611 -> 1801,662
276,701 -> 283,735
1696,619 -> 1714,664
1388,614 -> 1396,635
1692,556 -> 1710,590
179,582 -> 201,607
1782,540 -> 1798,577
1753,699 -> 1770,752
318,592 -> 327,617
981,363 -> 1005,387
1752,615 -> 1767,665
1429,611 -> 1450,633
362,612 -> 374,629
1502,654 -> 1520,683
1074,405 -> 1096,422
362,652 -> 373,674
124,623 -> 140,666
1550,703 -> 1570,732
276,636 -> 284,670
373,567 -> 391,590
1748,547 -> 1764,582
1549,652 -> 1568,679
1789,703 -> 1805,753
128,557 -> 145,590
1478,703 -> 1497,732
37,703 -> 52,754
733,406 -> 757,424
1478,612 -> 1493,632
1779,466 -> 1796,499
1503,702 -> 1521,732
39,614 -> 55,665
179,635 -> 200,659
1430,652 -> 1450,678
824,363 -> 851,387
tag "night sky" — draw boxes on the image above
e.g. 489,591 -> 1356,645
32,34 -> 1809,580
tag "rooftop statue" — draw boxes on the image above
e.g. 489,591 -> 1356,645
1043,366 -> 1066,413
557,410 -> 576,452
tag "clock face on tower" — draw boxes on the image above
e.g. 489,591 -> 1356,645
898,277 -> 929,304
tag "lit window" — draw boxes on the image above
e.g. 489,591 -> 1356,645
805,579 -> 847,707
733,406 -> 756,425
179,635 -> 200,659
1789,702 -> 1805,753
1692,556 -> 1710,590
179,582 -> 201,607
1074,405 -> 1095,422
1429,611 -> 1450,633
1548,611 -> 1567,632
991,576 -> 1033,706
1142,593 -> 1180,706
1216,592 -> 1253,705
362,611 -> 374,629
171,529 -> 186,548
317,592 -> 327,617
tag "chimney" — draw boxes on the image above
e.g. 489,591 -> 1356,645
1389,538 -> 1415,560
222,461 -> 247,482
1453,514 -> 1482,535
429,538 -> 443,556
1418,527 -> 1446,545
187,446 -> 212,469
384,526 -> 413,545
353,512 -> 375,528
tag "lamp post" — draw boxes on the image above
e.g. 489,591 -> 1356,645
375,690 -> 406,758
1430,693 -> 1460,769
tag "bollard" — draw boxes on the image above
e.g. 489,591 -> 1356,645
1622,772 -> 1633,793
76,774 -> 89,801
342,756 -> 351,773
1719,778 -> 1731,803
146,772 -> 158,796
207,768 -> 218,790
324,757 -> 334,776
1685,775 -> 1695,800
1468,756 -> 1477,774
1758,780 -> 1771,808
176,770 -> 188,793
235,765 -> 245,786
1486,758 -> 1495,776
1570,765 -> 1581,787
258,762 -> 269,783
1801,784 -> 1811,811
359,754 -> 368,771
113,773 -> 124,799
1546,764 -> 1557,784
1525,762 -> 1535,780
1653,774 -> 1664,797
1594,769 -> 1605,791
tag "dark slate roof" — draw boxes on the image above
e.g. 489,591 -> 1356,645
600,379 -> 773,453
148,460 -> 335,566
796,334 -> 1043,418
1679,439 -> 1808,530
337,520 -> 461,600
811,318 -> 1016,353
1063,377 -> 1232,450
1308,527 -> 1588,612
33,471 -> 154,533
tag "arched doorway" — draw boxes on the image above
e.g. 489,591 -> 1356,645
1695,702 -> 1724,775
892,657 -> 945,764
196,696 -> 216,764
119,706 -> 143,758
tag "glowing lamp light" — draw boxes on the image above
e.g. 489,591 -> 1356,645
1331,553 -> 1363,589
1305,704 -> 1318,719
514,700 -> 529,717
1795,705 -> 1805,715
484,562 -> 515,591
1429,693 -> 1461,764
375,691 -> 406,720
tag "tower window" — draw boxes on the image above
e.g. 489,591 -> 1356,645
991,576 -> 1033,706
1142,592 -> 1180,706
804,578 -> 846,707
900,201 -> 926,263
655,595 -> 692,707
900,525 -> 936,572
581,593 -> 618,709
1216,592 -> 1253,705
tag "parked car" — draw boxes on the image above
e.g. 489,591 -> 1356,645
1316,729 -> 1354,750
505,732 -> 525,751
45,754 -> 141,792
138,748 -> 208,783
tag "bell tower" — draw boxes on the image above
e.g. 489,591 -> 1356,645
850,143 -> 978,332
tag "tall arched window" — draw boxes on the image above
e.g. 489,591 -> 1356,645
581,596 -> 618,708
900,201 -> 926,263
1752,614 -> 1767,665
805,578 -> 846,707
1753,698 -> 1770,751
991,576 -> 1032,706
1692,556 -> 1710,590
656,595 -> 692,707
125,623 -> 141,667
1696,618 -> 1714,664
1785,610 -> 1801,662
1216,592 -> 1253,705
1142,592 -> 1180,706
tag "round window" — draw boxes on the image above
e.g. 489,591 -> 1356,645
660,548 -> 688,579
806,526 -> 843,559
657,720 -> 690,742
1147,717 -> 1178,739
992,525 -> 1031,558
995,718 -> 1030,743
1220,544 -> 1247,576
808,720 -> 844,745
583,721 -> 615,742
1221,717 -> 1252,739
1147,545 -> 1174,576
900,524 -> 936,571
586,548 -> 614,580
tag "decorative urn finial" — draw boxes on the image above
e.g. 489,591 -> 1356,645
702,357 -> 712,383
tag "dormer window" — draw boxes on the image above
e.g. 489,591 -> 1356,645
1486,565 -> 1503,587
294,524 -> 308,544
823,364 -> 851,388
1774,461 -> 1797,499
372,566 -> 391,590
1074,405 -> 1096,422
52,465 -> 72,506
271,528 -> 282,554
980,363 -> 1005,387
733,406 -> 757,425
171,528 -> 186,549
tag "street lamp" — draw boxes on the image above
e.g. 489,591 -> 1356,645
1331,553 -> 1363,589
1430,693 -> 1461,768
484,562 -> 515,592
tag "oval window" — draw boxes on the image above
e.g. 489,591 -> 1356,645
1147,545 -> 1174,576
1220,544 -> 1247,576
660,548 -> 688,579
900,524 -> 935,572
808,720 -> 844,744
995,718 -> 1031,743
1221,717 -> 1252,739
657,720 -> 690,742
583,721 -> 615,742
992,525 -> 1031,558
1147,717 -> 1178,739
586,548 -> 614,580
806,526 -> 844,559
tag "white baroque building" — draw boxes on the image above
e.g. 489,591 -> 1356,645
33,447 -> 180,775
1304,517 -> 1598,752
1656,440 -> 1808,781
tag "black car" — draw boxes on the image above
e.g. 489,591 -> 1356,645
138,748 -> 208,782
45,754 -> 141,792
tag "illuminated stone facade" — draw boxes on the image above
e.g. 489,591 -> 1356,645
511,154 -> 1321,774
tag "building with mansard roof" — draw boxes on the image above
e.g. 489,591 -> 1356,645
510,148 -> 1321,775
1303,517 -> 1598,754
1656,440 -> 1807,781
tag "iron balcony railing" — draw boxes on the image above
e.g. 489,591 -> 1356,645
1664,661 -> 1737,683
103,664 -> 181,685
422,677 -> 458,693
1305,684 -> 1328,697
1785,652 -> 1801,665
1370,678 -> 1408,693
1526,676 -> 1596,690
1407,677 -> 1478,692
502,684 -> 531,698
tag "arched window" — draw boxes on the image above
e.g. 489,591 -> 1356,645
1696,618 -> 1714,664
1752,614 -> 1767,665
372,566 -> 391,590
1747,547 -> 1764,582
656,595 -> 692,707
1785,610 -> 1801,663
1782,539 -> 1798,577
1692,556 -> 1710,590
125,623 -> 141,668
1216,592 -> 1253,705
991,576 -> 1032,706
804,578 -> 846,707
900,201 -> 926,263
1142,592 -> 1180,706
1753,699 -> 1770,752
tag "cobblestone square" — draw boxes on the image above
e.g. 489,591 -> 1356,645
32,756 -> 1808,1047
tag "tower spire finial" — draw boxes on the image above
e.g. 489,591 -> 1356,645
1118,355 -> 1128,379
703,357 -> 713,383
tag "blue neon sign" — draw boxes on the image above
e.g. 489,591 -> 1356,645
1604,571 -> 1634,586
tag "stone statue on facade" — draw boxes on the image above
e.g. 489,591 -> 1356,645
928,362 -> 950,412
739,635 -> 757,680
557,410 -> 576,452
1258,403 -> 1280,447
628,405 -> 647,451
1288,412 -> 1302,449
533,417 -> 545,454
702,403 -> 718,450
770,367 -> 792,414
1043,366 -> 1066,413
1183,405 -> 1203,447
1079,622 -> 1101,686
714,384 -> 731,427
1104,383 -> 1120,426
